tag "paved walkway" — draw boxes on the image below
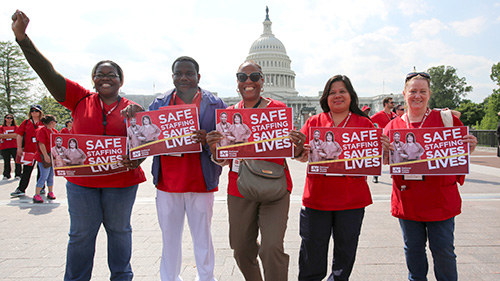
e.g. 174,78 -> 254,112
0,147 -> 499,280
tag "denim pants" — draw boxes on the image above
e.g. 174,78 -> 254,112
64,181 -> 138,281
399,217 -> 457,281
36,162 -> 53,187
298,207 -> 365,281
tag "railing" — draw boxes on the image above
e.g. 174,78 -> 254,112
469,130 -> 498,147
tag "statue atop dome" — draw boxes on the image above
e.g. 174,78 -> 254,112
266,6 -> 270,20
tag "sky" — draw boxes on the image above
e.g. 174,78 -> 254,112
1,0 -> 499,103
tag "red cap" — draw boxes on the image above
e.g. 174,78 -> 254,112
362,105 -> 371,111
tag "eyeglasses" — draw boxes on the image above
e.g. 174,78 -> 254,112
94,73 -> 120,79
389,101 -> 395,104
405,72 -> 430,82
236,72 -> 262,83
396,108 -> 404,111
5,117 -> 13,119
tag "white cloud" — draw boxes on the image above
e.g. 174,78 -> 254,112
450,16 -> 487,37
398,1 -> 430,16
410,18 -> 446,38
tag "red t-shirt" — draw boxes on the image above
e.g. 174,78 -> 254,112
384,110 -> 464,221
300,112 -> 374,211
34,126 -> 59,162
60,127 -> 71,134
0,125 -> 19,150
16,119 -> 43,153
371,110 -> 396,129
59,79 -> 146,188
156,90 -> 215,193
227,99 -> 293,198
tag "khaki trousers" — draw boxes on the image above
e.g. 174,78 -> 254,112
228,193 -> 290,281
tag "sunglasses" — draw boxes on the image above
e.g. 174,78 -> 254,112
405,72 -> 430,82
5,116 -> 13,119
30,109 -> 40,113
236,72 -> 262,83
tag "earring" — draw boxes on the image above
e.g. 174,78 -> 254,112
236,88 -> 240,93
261,88 -> 264,92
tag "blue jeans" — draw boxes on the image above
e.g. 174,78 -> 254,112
36,162 -> 54,187
64,181 -> 138,281
399,217 -> 457,281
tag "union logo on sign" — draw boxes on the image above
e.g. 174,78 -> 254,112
220,151 -> 228,157
311,166 -> 319,172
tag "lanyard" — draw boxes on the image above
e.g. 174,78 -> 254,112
100,96 -> 122,135
237,97 -> 262,109
403,108 -> 430,129
329,111 -> 351,128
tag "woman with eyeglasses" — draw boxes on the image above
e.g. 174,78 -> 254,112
10,105 -> 44,198
383,72 -> 477,281
12,10 -> 146,280
33,114 -> 59,203
296,75 -> 389,281
0,113 -> 22,180
207,60 -> 306,281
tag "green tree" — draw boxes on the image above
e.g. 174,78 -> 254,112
479,92 -> 500,130
479,62 -> 500,130
456,99 -> 484,128
491,62 -> 500,85
0,41 -> 36,116
427,65 -> 472,109
34,82 -> 71,130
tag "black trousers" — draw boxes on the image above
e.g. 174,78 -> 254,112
298,207 -> 365,281
1,148 -> 21,178
17,162 -> 40,193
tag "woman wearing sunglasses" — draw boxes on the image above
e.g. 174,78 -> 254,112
12,10 -> 146,280
383,72 -> 477,280
296,75 -> 389,281
207,61 -> 306,280
9,105 -> 44,197
0,113 -> 22,180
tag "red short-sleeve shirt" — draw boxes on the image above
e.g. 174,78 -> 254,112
58,79 -> 146,188
16,119 -> 43,153
156,90 -> 215,193
299,112 -> 375,211
0,125 -> 19,150
384,110 -> 464,221
34,126 -> 58,162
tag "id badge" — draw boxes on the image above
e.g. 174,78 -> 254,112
168,153 -> 183,157
231,159 -> 240,173
403,175 -> 424,181
32,137 -> 37,143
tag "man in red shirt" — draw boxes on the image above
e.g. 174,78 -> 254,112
370,97 -> 396,183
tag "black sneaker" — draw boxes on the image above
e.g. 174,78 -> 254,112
40,188 -> 46,195
372,176 -> 379,183
10,188 -> 25,197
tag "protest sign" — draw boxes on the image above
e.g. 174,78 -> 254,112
16,152 -> 35,166
388,127 -> 469,175
127,104 -> 201,160
307,127 -> 383,176
51,134 -> 128,177
215,107 -> 294,159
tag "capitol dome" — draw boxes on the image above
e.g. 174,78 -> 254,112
246,7 -> 297,97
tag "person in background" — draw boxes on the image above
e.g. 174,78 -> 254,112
393,104 -> 405,117
370,96 -> 396,183
0,113 -> 22,180
296,74 -> 388,281
33,114 -> 58,203
10,104 -> 44,197
497,111 -> 500,157
60,119 -> 73,134
12,10 -> 146,280
383,71 -> 477,281
361,105 -> 371,115
207,60 -> 305,281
